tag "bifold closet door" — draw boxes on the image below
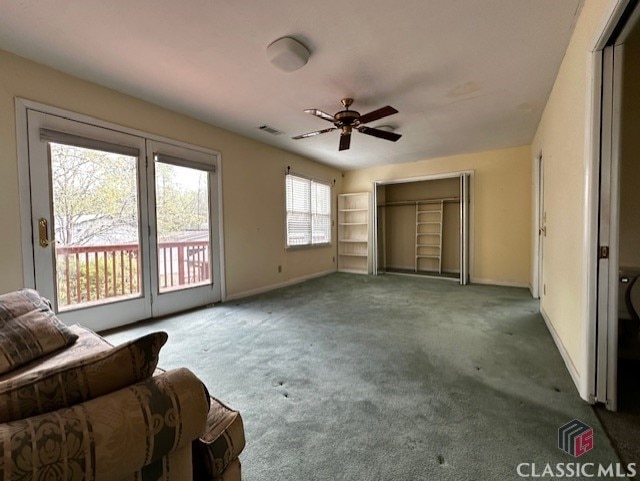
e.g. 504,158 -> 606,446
460,173 -> 470,285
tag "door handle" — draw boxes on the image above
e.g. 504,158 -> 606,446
38,218 -> 56,247
539,226 -> 546,236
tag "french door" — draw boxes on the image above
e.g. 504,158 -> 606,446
26,110 -> 221,331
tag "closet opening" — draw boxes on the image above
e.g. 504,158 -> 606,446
373,173 -> 470,285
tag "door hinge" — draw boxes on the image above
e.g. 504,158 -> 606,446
599,246 -> 609,259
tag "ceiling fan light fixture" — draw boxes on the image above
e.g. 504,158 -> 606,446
292,98 -> 401,151
266,37 -> 310,72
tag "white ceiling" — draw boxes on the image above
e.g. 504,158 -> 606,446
0,0 -> 582,170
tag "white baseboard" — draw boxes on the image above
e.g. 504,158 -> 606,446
224,268 -> 336,302
470,277 -> 530,288
540,307 -> 581,393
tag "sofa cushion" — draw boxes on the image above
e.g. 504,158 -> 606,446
192,396 -> 245,479
0,288 -> 78,374
0,324 -> 113,383
0,368 -> 209,481
0,329 -> 168,422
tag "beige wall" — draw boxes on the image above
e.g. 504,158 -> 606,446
343,146 -> 532,286
0,49 -> 341,299
619,25 -> 640,269
530,0 -> 617,382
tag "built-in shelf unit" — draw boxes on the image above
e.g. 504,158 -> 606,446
338,192 -> 371,274
415,200 -> 444,273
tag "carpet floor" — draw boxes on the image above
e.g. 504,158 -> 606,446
594,358 -> 640,479
106,273 -> 622,480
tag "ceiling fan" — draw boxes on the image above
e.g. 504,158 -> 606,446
292,98 -> 401,151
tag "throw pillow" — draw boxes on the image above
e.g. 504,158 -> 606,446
0,288 -> 78,374
0,330 -> 168,422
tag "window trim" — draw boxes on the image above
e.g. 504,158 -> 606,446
285,171 -> 333,249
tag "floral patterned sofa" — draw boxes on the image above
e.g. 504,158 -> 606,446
0,289 -> 244,481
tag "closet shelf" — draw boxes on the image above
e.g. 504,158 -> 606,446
338,253 -> 367,258
338,238 -> 367,243
339,222 -> 368,226
339,208 -> 367,212
415,199 -> 443,274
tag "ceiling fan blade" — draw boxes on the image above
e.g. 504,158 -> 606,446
358,106 -> 398,125
358,126 -> 402,142
304,109 -> 336,122
339,133 -> 351,151
292,127 -> 337,139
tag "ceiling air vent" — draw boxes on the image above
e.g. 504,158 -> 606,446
259,125 -> 284,135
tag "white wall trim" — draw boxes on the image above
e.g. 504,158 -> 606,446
373,170 -> 474,185
217,155 -> 227,302
15,99 -> 36,288
224,268 -> 336,302
531,152 -> 542,300
470,277 -> 529,289
541,307 -> 583,398
591,0 -> 632,50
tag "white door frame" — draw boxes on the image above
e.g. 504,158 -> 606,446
531,153 -> 543,299
15,99 -> 226,328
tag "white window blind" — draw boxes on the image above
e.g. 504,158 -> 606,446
286,174 -> 331,247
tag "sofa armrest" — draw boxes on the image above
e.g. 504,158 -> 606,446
0,368 -> 209,481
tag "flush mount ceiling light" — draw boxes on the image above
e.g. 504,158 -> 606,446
266,37 -> 310,72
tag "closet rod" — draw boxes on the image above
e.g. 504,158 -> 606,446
380,197 -> 460,207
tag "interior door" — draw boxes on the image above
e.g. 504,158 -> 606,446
538,155 -> 545,298
28,110 -> 151,330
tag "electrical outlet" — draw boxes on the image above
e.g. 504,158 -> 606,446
278,265 -> 282,273
332,256 -> 335,263
543,284 -> 546,295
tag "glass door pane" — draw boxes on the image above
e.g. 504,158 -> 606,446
155,162 -> 211,292
49,142 -> 142,310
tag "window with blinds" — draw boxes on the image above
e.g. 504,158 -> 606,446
286,174 -> 332,247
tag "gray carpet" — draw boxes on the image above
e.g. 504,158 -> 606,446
595,357 -> 640,478
106,273 -> 621,480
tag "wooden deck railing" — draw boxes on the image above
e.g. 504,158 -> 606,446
55,241 -> 210,307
